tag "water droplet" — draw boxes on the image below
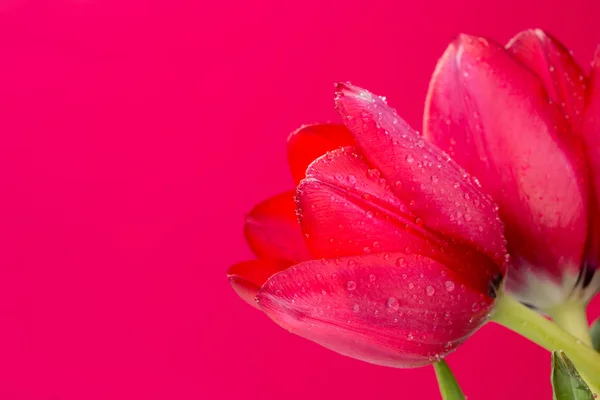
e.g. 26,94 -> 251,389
334,173 -> 343,181
396,257 -> 406,266
405,154 -> 414,163
353,304 -> 360,313
369,274 -> 376,282
347,175 -> 357,184
363,246 -> 371,253
426,286 -> 435,296
445,281 -> 455,292
453,182 -> 460,189
366,210 -> 374,218
472,303 -> 480,312
407,333 -> 414,340
408,282 -> 415,290
346,281 -> 357,291
386,297 -> 399,312
431,175 -> 438,184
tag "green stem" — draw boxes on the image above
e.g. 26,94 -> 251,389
491,294 -> 600,394
433,360 -> 466,400
549,301 -> 592,346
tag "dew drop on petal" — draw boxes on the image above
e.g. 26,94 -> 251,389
426,286 -> 435,296
347,281 -> 357,291
445,281 -> 455,292
386,297 -> 399,312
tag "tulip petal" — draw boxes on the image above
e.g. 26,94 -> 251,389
296,146 -> 437,258
244,191 -> 312,262
297,146 -> 502,292
334,82 -> 506,268
287,124 -> 356,184
257,253 -> 495,368
581,47 -> 600,293
228,259 -> 292,309
507,29 -> 587,131
584,49 -> 600,203
423,35 -> 588,282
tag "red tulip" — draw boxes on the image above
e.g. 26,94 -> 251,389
423,30 -> 600,313
228,83 -> 508,367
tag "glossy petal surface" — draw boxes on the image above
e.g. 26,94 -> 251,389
581,47 -> 600,284
296,145 -> 502,294
334,82 -> 506,268
244,191 -> 312,262
423,35 -> 588,282
228,259 -> 292,308
584,49 -> 600,207
287,124 -> 355,184
507,29 -> 587,131
297,146 -> 435,259
257,253 -> 494,368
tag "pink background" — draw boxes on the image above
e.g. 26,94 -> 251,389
1,0 -> 599,399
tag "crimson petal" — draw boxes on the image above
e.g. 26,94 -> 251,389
334,82 -> 506,268
507,29 -> 587,132
228,259 -> 292,309
584,48 -> 600,202
257,253 -> 495,368
287,124 -> 356,184
244,191 -> 312,262
581,47 -> 600,282
423,34 -> 588,283
296,146 -> 440,259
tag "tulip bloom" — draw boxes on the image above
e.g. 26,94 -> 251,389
229,83 -> 508,367
423,30 -> 600,319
